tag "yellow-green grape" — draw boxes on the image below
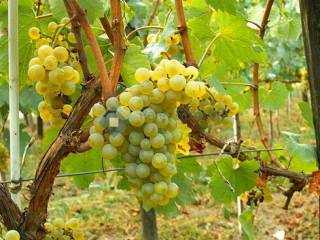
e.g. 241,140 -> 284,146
169,75 -> 186,91
141,183 -> 154,195
92,103 -> 106,117
222,95 -> 233,105
119,91 -> 133,106
28,27 -> 40,40
62,66 -> 75,80
88,133 -> 104,148
106,97 -> 119,110
228,102 -> 239,116
35,38 -> 50,49
38,45 -> 54,60
125,163 -> 137,178
140,80 -> 154,95
28,64 -> 45,82
154,181 -> 168,194
35,81 -> 48,95
67,32 -> 77,44
29,57 -> 43,67
158,197 -> 170,206
184,66 -> 199,80
213,91 -> 225,102
62,104 -> 73,115
135,163 -> 150,178
150,88 -> 165,104
184,81 -> 206,98
166,182 -> 179,198
38,101 -> 49,112
128,96 -> 144,111
49,68 -> 65,85
5,230 -> 20,240
43,55 -> 58,70
53,218 -> 65,228
129,111 -> 145,127
171,34 -> 181,45
150,134 -> 165,149
40,110 -> 52,122
109,132 -> 125,147
116,106 -> 131,120
48,21 -> 58,32
164,59 -> 184,76
71,70 -> 80,84
53,46 -> 69,62
61,80 -> 76,96
60,17 -> 71,27
102,144 -> 118,160
135,67 -> 150,83
157,77 -> 170,92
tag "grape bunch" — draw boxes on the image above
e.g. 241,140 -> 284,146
88,59 -> 208,209
2,230 -> 20,240
189,87 -> 239,129
44,218 -> 84,240
0,142 -> 9,174
28,19 -> 80,127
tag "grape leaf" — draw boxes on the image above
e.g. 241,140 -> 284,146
206,0 -> 236,15
173,172 -> 196,206
20,86 -> 42,114
208,156 -> 259,204
240,209 -> 255,240
298,101 -> 314,128
155,199 -> 179,217
270,13 -> 301,41
61,148 -> 102,189
259,82 -> 288,110
176,156 -> 201,176
122,44 -> 150,87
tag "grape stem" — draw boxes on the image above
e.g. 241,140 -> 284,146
175,0 -> 196,66
127,26 -> 164,39
52,18 -> 73,48
198,33 -> 221,67
143,0 -> 161,45
99,15 -> 114,45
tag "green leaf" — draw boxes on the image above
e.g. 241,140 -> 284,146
270,13 -> 301,41
240,209 -> 255,240
259,82 -> 288,110
176,156 -> 201,176
155,199 -> 179,217
298,102 -> 314,128
121,44 -> 150,87
211,11 -> 266,68
206,0 -> 236,15
207,76 -> 226,93
49,0 -> 105,23
61,148 -> 102,189
286,136 -> 317,172
20,87 -> 42,113
41,128 -> 59,153
0,82 -> 9,108
225,82 -> 252,112
208,156 -> 259,204
3,125 -> 31,157
173,173 -> 196,206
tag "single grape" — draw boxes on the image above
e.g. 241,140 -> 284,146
29,57 -> 43,67
128,111 -> 145,127
35,81 -> 48,95
154,181 -> 168,194
92,103 -> 106,117
150,193 -> 163,203
150,172 -> 164,183
125,163 -> 137,177
88,133 -> 104,148
62,66 -> 75,80
156,113 -> 169,128
128,96 -> 144,111
139,149 -> 154,163
128,144 -> 140,156
143,108 -> 156,123
143,123 -> 158,138
135,67 -> 150,82
53,46 -> 69,62
48,21 -> 58,32
116,106 -> 131,120
102,144 -> 118,160
160,163 -> 177,177
48,68 -> 65,85
28,64 -> 45,82
141,95 -> 151,107
171,128 -> 182,143
109,132 -> 125,147
136,163 -> 150,178
119,91 -> 133,106
38,45 -> 54,60
152,153 -> 167,169
150,88 -> 165,104
71,70 -> 80,84
43,55 -> 58,70
122,153 -> 135,163
5,230 -> 20,240
214,102 -> 226,113
164,59 -> 184,76
184,66 -> 199,80
105,97 -> 119,111
67,32 -> 77,44
169,75 -> 186,91
166,182 -> 179,198
150,134 -> 165,149
150,66 -> 166,81
28,27 -> 40,40
165,89 -> 181,103
157,77 -> 170,92
141,183 -> 154,195
62,104 -> 73,115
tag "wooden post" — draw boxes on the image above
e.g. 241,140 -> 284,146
140,204 -> 158,240
299,0 -> 320,167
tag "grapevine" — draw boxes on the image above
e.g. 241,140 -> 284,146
27,18 -> 81,127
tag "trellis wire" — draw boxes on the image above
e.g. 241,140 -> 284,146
0,148 -> 285,185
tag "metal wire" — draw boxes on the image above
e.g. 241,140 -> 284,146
0,148 -> 286,185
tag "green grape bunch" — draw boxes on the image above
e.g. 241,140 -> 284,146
44,218 -> 84,240
27,18 -> 80,128
0,143 -> 9,174
88,59 -> 210,210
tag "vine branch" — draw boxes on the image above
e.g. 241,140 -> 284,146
174,0 -> 196,66
99,15 -> 114,45
252,0 -> 283,168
